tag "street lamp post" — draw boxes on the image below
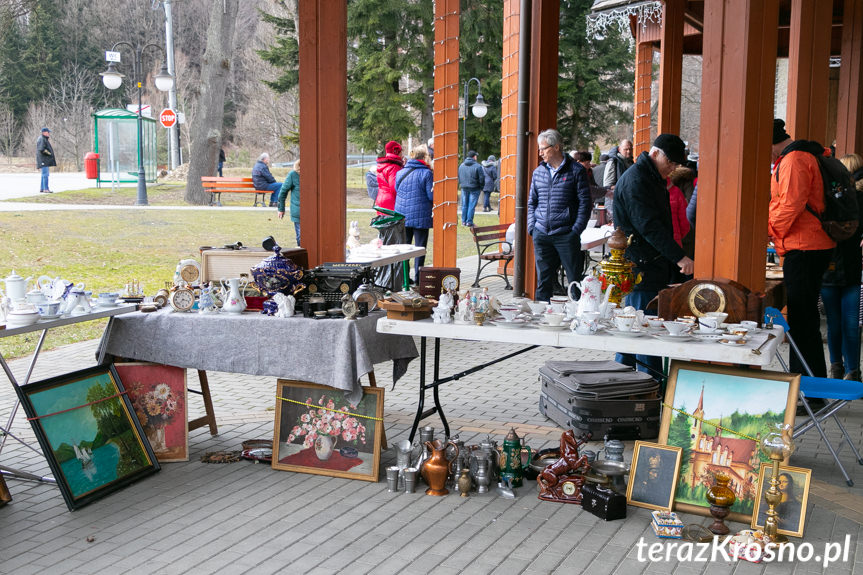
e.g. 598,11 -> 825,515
462,77 -> 488,161
100,42 -> 174,206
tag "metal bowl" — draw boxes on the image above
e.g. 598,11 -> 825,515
526,448 -> 560,479
591,460 -> 630,477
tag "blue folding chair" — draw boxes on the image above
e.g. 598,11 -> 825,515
764,306 -> 863,486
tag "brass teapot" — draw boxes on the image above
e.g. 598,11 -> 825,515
593,228 -> 641,305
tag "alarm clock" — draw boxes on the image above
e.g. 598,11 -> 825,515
174,259 -> 202,287
168,283 -> 196,312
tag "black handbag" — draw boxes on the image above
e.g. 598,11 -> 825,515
581,484 -> 627,521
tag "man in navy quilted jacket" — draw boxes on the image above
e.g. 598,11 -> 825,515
528,129 -> 593,302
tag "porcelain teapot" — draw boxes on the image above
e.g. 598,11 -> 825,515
4,270 -> 32,302
569,276 -> 614,318
220,277 -> 249,314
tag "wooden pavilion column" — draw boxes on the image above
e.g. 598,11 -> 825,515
298,0 -> 346,267
522,0 -> 560,298
695,0 -> 779,292
836,0 -> 863,157
431,0 -> 460,268
499,0 -> 519,226
786,0 -> 833,142
658,0 -> 685,135
634,27 -> 653,157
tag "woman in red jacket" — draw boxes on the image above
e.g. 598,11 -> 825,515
375,141 -> 405,214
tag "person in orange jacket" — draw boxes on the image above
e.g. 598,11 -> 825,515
769,119 -> 835,379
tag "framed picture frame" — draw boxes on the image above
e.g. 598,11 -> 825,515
0,474 -> 10,507
16,365 -> 159,511
658,360 -> 799,523
115,362 -> 188,462
626,441 -> 682,511
272,380 -> 384,481
751,463 -> 811,538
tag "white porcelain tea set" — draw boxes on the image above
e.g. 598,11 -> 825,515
1,270 -> 119,327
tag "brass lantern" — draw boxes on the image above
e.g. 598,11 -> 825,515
593,228 -> 641,305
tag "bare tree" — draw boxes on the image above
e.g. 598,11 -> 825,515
49,64 -> 97,170
184,0 -> 240,204
0,102 -> 17,162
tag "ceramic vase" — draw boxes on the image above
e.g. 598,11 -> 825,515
147,423 -> 167,453
315,435 -> 336,461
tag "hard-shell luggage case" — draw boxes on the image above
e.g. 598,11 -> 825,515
543,360 -> 633,377
538,366 -> 658,400
538,387 -> 661,440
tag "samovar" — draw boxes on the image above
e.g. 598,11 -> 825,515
593,228 -> 641,305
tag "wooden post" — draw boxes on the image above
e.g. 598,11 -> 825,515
432,0 -> 460,268
786,0 -> 833,143
836,0 -> 863,157
634,32 -> 653,157
695,0 -> 779,293
298,1 -> 347,268
499,0 -> 519,226
658,0 -> 685,136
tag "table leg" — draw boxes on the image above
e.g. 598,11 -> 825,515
366,370 -> 387,449
187,370 -> 219,436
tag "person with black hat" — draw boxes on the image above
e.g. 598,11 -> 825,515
769,118 -> 835,380
36,127 -> 56,193
612,133 -> 694,375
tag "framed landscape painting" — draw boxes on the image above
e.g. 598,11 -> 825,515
272,379 -> 384,482
658,361 -> 799,523
115,362 -> 188,462
16,365 -> 159,511
751,463 -> 811,538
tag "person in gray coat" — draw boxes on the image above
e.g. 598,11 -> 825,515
458,150 -> 485,226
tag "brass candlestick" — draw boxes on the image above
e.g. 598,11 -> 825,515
760,423 -> 795,543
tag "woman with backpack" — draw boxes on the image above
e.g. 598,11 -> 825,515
821,153 -> 863,381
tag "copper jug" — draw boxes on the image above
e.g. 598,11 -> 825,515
421,439 -> 458,496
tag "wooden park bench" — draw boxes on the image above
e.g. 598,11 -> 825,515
201,177 -> 270,207
469,223 -> 513,290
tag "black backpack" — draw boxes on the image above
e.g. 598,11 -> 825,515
778,140 -> 859,242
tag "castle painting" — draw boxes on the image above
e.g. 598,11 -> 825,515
659,361 -> 799,520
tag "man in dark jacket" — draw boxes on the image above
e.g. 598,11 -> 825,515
36,127 -> 56,193
481,155 -> 499,212
613,133 -> 693,374
528,129 -> 593,302
603,139 -> 633,189
458,150 -> 485,226
252,152 -> 282,207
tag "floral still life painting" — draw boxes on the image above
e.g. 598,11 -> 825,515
116,363 -> 188,462
17,365 -> 159,510
658,361 -> 798,523
272,379 -> 384,481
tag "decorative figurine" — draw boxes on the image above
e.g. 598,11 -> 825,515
455,290 -> 473,324
705,472 -> 736,535
271,292 -> 296,318
197,283 -> 217,314
760,423 -> 796,543
346,221 -> 362,253
477,287 -> 490,314
537,430 -> 592,504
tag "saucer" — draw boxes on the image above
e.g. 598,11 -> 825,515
718,338 -> 748,346
607,328 -> 647,337
37,313 -> 63,320
534,323 -> 569,331
692,333 -> 725,342
95,301 -> 118,308
652,332 -> 693,342
490,318 -> 528,329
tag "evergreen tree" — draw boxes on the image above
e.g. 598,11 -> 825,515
257,9 -> 299,94
346,0 -> 432,152
459,0 -> 502,160
557,0 -> 634,150
21,0 -> 63,103
0,11 -> 31,126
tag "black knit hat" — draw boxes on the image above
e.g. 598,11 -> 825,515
773,119 -> 790,145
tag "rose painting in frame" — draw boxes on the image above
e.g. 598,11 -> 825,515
115,363 -> 188,462
659,361 -> 799,523
272,380 -> 383,481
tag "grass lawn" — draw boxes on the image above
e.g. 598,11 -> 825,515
0,173 -> 503,359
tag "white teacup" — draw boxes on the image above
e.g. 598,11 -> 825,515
549,296 -> 568,314
25,290 -> 47,305
527,301 -> 548,315
614,314 -> 636,332
543,312 -> 565,326
645,316 -> 665,329
704,311 -> 729,325
740,320 -> 759,330
98,292 -> 119,305
511,297 -> 531,313
36,301 -> 61,316
698,316 -> 720,332
664,320 -> 691,336
499,306 -> 520,322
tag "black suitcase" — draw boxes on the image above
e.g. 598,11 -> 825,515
538,388 -> 661,440
543,360 -> 633,377
581,483 -> 627,520
539,367 -> 659,401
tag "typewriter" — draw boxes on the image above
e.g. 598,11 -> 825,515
300,263 -> 375,304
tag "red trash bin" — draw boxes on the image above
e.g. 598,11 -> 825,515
84,152 -> 99,179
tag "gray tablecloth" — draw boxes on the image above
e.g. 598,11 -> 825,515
97,309 -> 418,405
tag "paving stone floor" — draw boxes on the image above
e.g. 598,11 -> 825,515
2,257 -> 863,574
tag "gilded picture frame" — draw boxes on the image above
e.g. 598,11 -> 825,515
751,463 -> 811,538
658,360 -> 799,523
272,380 -> 384,482
626,441 -> 682,512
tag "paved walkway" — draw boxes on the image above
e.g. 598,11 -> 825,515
2,236 -> 863,573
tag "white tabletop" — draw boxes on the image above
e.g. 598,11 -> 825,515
376,316 -> 784,367
346,245 -> 427,267
0,304 -> 138,338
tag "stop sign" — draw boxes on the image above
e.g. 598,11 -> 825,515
159,108 -> 177,128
